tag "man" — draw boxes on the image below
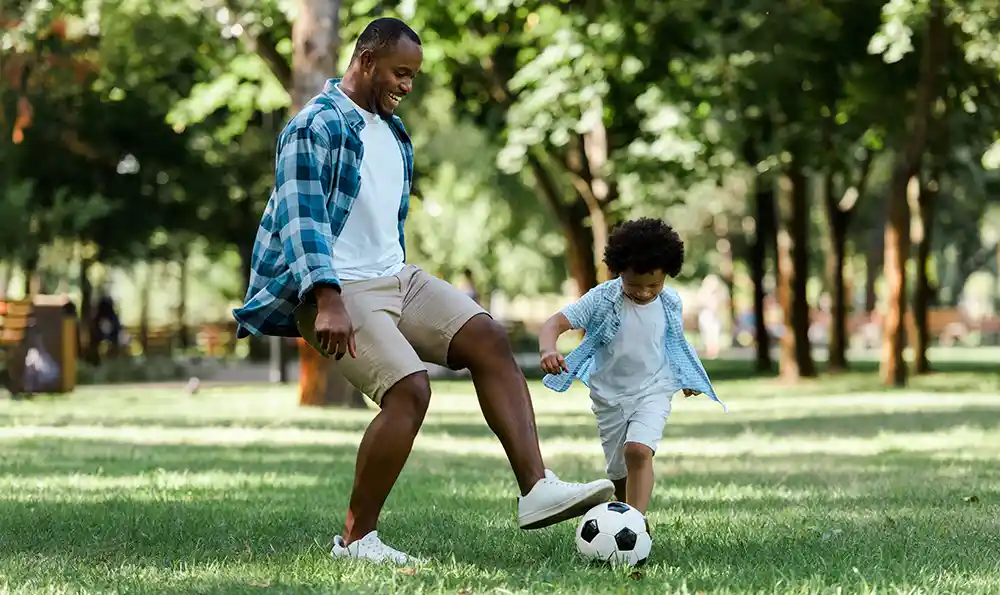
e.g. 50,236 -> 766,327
233,17 -> 614,565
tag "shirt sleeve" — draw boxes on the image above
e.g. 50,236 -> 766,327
272,118 -> 341,301
560,284 -> 604,329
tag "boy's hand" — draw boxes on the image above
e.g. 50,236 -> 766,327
682,389 -> 701,397
540,350 -> 569,374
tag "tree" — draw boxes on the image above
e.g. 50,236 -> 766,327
285,0 -> 367,408
870,0 -> 947,386
823,149 -> 874,372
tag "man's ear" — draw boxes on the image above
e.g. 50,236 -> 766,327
358,49 -> 376,74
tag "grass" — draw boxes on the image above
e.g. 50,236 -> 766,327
1,359 -> 999,594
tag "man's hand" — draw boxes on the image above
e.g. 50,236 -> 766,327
682,388 -> 701,397
540,350 -> 569,374
314,287 -> 356,360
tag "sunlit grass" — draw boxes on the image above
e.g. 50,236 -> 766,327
1,362 -> 999,594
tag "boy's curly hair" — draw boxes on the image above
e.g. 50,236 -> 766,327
603,217 -> 685,277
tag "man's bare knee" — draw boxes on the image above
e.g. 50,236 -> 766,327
381,371 -> 432,424
449,314 -> 514,370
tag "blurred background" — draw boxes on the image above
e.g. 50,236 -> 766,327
2,0 -> 999,404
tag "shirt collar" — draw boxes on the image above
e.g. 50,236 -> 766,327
322,78 -> 367,132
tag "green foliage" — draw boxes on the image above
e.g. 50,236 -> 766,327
4,0 -> 1000,317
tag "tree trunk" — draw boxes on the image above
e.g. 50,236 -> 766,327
0,262 -> 10,296
79,257 -> 95,364
914,90 -> 949,373
528,152 -> 600,295
21,254 -> 38,298
881,1 -> 945,387
564,110 -> 617,287
139,262 -> 153,355
743,134 -> 774,373
750,182 -> 774,373
298,341 -> 369,407
587,202 -> 610,284
291,0 -> 341,113
826,202 -> 849,373
176,250 -> 190,348
913,174 -> 936,374
824,153 -> 872,373
883,176 -> 914,386
776,161 -> 816,380
290,0 -> 362,407
564,215 -> 600,295
789,164 -> 816,378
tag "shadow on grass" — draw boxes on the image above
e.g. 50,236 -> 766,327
2,367 -> 1000,592
4,402 -> 999,446
1,437 -> 998,590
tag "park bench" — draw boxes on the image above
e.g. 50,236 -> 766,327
124,324 -> 176,357
905,308 -> 968,347
0,298 -> 34,398
143,326 -> 175,357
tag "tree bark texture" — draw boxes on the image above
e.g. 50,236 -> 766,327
776,161 -> 816,380
881,1 -> 945,387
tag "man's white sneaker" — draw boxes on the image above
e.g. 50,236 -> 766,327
330,531 -> 424,565
517,469 -> 615,530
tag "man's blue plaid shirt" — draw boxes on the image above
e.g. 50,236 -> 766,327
233,79 -> 414,338
542,277 -> 727,412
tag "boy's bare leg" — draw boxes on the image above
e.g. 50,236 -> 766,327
612,478 -> 627,503
623,442 -> 655,514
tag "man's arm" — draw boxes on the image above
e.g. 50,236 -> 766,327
272,118 -> 342,302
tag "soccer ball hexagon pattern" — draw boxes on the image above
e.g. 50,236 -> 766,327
575,501 -> 652,566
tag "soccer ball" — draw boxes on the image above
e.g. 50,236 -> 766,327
575,501 -> 652,566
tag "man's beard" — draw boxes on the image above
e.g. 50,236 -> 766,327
369,87 -> 392,121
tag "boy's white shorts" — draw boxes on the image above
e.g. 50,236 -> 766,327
591,392 -> 673,480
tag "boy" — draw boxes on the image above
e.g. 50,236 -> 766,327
538,217 -> 726,514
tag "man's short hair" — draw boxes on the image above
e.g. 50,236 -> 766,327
351,17 -> 421,62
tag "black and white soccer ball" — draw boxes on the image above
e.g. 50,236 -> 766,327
575,501 -> 652,566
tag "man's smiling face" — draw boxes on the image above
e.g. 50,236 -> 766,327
363,36 -> 422,120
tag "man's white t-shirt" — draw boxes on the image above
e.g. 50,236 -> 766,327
587,297 -> 678,403
330,85 -> 407,282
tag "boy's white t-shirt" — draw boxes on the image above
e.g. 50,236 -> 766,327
329,84 -> 407,282
587,297 -> 678,403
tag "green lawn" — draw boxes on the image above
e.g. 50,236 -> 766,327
1,363 -> 999,594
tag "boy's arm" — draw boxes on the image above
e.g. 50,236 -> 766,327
665,289 -> 719,402
539,312 -> 573,355
539,286 -> 600,374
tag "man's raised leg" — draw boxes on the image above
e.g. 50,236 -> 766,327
446,314 -> 615,529
395,266 -> 614,530
447,316 -> 545,494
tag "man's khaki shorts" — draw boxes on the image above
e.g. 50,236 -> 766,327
301,265 -> 487,405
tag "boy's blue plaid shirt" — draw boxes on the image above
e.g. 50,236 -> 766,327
542,277 -> 727,412
232,79 -> 414,339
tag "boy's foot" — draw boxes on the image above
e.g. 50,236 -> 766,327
331,531 -> 424,565
517,469 -> 615,530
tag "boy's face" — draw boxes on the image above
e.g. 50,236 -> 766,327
620,269 -> 666,305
